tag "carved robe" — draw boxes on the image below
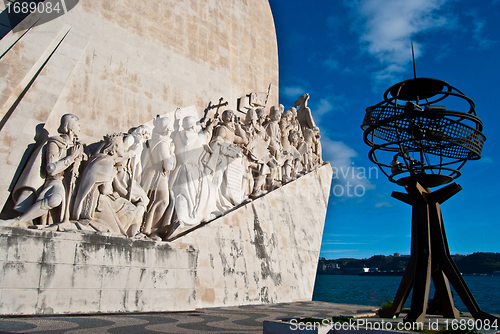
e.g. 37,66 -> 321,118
171,128 -> 214,225
140,133 -> 175,236
210,123 -> 246,211
72,155 -> 140,236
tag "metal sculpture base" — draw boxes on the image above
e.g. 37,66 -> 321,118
378,182 -> 496,323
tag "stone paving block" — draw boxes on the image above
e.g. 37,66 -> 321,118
41,239 -> 77,264
72,265 -> 103,290
127,267 -> 154,290
0,235 -> 8,262
74,242 -> 104,266
103,244 -> 133,267
174,288 -> 196,311
39,263 -> 74,289
123,289 -> 151,313
6,235 -> 44,263
1,261 -> 41,289
150,288 -> 176,312
0,288 -> 38,315
101,266 -> 131,290
69,289 -> 101,314
154,269 -> 176,290
175,269 -> 197,289
99,289 -> 127,313
36,289 -> 72,315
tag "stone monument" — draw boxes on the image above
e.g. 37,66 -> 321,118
0,0 -> 332,315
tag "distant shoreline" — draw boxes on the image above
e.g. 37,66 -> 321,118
317,272 -> 500,276
318,252 -> 500,276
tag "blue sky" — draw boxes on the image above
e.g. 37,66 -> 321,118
268,0 -> 500,259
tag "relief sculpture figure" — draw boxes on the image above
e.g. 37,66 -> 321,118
71,133 -> 144,237
210,110 -> 248,212
289,131 -> 307,177
140,116 -> 176,240
1,114 -> 84,229
280,108 -> 297,183
168,116 -> 217,238
127,125 -> 152,184
112,134 -> 149,227
0,92 -> 324,241
265,106 -> 283,191
241,108 -> 272,197
294,93 -> 317,131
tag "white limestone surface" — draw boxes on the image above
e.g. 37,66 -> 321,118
0,163 -> 332,315
0,0 -> 279,207
0,227 -> 198,315
179,163 -> 333,309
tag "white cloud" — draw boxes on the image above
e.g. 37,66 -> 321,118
315,98 -> 333,117
323,58 -> 340,70
434,44 -> 451,63
465,11 -> 497,49
476,156 -> 493,164
321,137 -> 357,169
321,137 -> 376,198
348,0 -> 456,83
373,64 -> 406,86
310,95 -> 350,125
293,94 -> 350,135
374,201 -> 393,209
282,86 -> 306,99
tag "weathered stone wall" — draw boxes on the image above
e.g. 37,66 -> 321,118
173,163 -> 333,309
0,163 -> 332,315
0,1 -> 333,316
0,0 -> 279,207
0,227 -> 198,315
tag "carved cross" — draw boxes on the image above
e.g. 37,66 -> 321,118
202,97 -> 228,125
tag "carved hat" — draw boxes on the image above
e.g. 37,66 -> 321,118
57,114 -> 80,134
182,116 -> 198,130
153,116 -> 173,134
130,125 -> 152,141
245,108 -> 258,124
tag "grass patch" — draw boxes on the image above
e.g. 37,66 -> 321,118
380,299 -> 394,310
380,299 -> 410,313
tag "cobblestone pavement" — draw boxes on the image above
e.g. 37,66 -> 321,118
3,301 -> 497,334
0,301 -> 376,333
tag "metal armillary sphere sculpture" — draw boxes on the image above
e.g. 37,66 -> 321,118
361,68 -> 496,323
362,77 -> 485,188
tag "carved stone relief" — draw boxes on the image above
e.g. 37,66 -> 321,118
0,94 -> 324,241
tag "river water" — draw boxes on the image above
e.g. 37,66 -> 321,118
313,274 -> 500,314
